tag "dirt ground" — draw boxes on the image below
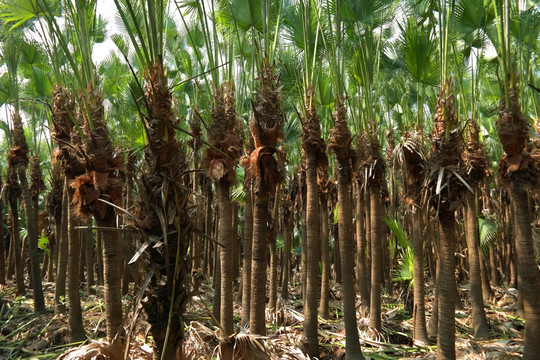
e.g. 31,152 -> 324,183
0,278 -> 524,359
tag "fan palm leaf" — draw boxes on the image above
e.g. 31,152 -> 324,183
400,16 -> 439,86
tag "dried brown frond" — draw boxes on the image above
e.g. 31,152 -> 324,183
301,88 -> 327,170
244,60 -> 285,187
4,166 -> 21,202
401,129 -> 427,205
352,131 -> 369,183
78,84 -> 114,170
184,321 -> 272,360
145,64 -> 178,144
45,166 -> 64,221
430,77 -> 463,166
498,152 -> 539,188
386,129 -> 396,163
462,119 -> 491,184
328,97 -> 352,165
251,60 -> 284,148
497,80 -> 529,156
219,333 -> 271,360
8,112 -> 29,169
56,338 -> 152,360
426,78 -> 468,211
30,153 -> 45,200
51,86 -> 76,144
496,79 -> 540,187
202,82 -> 243,185
188,108 -> 202,153
51,86 -> 85,179
366,126 -> 386,183
69,85 -> 124,221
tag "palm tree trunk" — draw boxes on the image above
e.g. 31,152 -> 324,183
412,210 -> 429,344
99,213 -> 123,342
0,201 -> 5,286
212,210 -> 221,325
241,184 -> 253,326
205,181 -> 214,277
427,245 -> 439,337
55,179 -> 69,314
96,229 -> 104,286
85,220 -> 95,293
436,210 -> 456,360
7,234 -> 15,281
10,197 -> 25,295
300,177 -> 307,297
268,193 -> 280,315
232,203 -> 239,282
304,151 -> 320,356
355,181 -> 370,310
217,180 -> 234,336
68,189 -> 85,342
18,168 -> 45,313
318,194 -> 330,319
479,255 -> 493,301
464,192 -> 490,339
79,235 -> 86,288
281,200 -> 291,301
250,176 -> 270,335
333,221 -> 341,284
369,182 -> 382,331
337,165 -> 364,359
21,235 -> 28,281
509,181 -> 540,358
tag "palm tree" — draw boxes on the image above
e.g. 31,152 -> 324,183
462,121 -> 491,340
399,9 -> 440,347
1,33 -> 46,314
247,58 -> 285,335
366,131 -> 386,332
328,98 -> 364,359
5,164 -> 24,295
400,130 -> 430,344
353,135 -> 370,310
282,0 -> 327,352
112,1 -> 193,356
50,86 -> 82,316
203,82 -> 243,336
299,88 -> 327,355
427,77 -> 467,360
241,136 -> 254,326
0,174 -> 5,287
492,1 -> 540,357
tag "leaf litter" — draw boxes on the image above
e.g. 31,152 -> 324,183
0,277 -> 525,359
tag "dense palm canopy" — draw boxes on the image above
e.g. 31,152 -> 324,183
0,0 -> 539,358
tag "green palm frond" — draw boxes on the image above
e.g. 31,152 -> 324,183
0,0 -> 59,31
315,69 -> 333,108
392,246 -> 414,288
217,0 -> 264,34
18,40 -> 48,71
23,66 -> 52,99
113,0 -> 167,68
400,16 -> 439,86
478,215 -> 500,258
232,184 -> 245,205
282,1 -> 323,59
283,114 -> 301,148
339,0 -> 389,25
509,6 -> 540,47
384,215 -> 411,249
349,32 -> 376,90
454,0 -> 495,36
